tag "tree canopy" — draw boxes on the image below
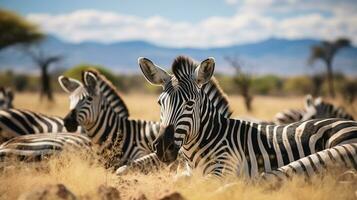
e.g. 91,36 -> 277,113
0,9 -> 43,50
64,64 -> 119,85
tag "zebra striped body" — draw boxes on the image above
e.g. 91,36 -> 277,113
262,142 -> 357,181
274,108 -> 306,125
61,69 -> 232,169
274,95 -> 354,125
140,56 -> 357,179
0,109 -> 85,143
0,133 -> 91,161
0,68 -> 232,171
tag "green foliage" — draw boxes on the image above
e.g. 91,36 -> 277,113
252,75 -> 283,95
283,76 -> 313,95
0,9 -> 43,50
13,74 -> 28,91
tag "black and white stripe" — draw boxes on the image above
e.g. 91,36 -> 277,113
0,68 -> 232,171
140,56 -> 357,179
0,133 -> 91,162
274,95 -> 354,125
60,69 -> 232,169
0,109 -> 85,143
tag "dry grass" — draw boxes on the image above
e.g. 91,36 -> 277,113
2,92 -> 357,200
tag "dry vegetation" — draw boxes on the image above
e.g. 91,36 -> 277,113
1,92 -> 357,200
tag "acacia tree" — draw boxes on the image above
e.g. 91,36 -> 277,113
0,9 -> 43,50
309,38 -> 351,98
225,55 -> 253,112
26,48 -> 62,101
310,73 -> 324,97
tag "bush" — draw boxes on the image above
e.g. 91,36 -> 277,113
252,75 -> 283,95
283,76 -> 313,95
63,64 -> 119,86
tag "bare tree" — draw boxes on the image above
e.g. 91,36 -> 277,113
225,55 -> 253,112
309,38 -> 351,98
26,48 -> 62,101
310,73 -> 324,97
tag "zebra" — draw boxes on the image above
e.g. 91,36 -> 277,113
0,67 -> 133,143
0,68 -> 232,169
0,87 -> 13,109
274,95 -> 354,125
60,69 -> 233,170
0,109 -> 85,143
139,55 -> 357,179
0,133 -> 91,162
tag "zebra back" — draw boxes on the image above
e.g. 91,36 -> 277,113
303,96 -> 354,121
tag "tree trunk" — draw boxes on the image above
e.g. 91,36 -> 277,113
40,65 -> 53,101
326,61 -> 335,98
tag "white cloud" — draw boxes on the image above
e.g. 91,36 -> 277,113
27,4 -> 357,48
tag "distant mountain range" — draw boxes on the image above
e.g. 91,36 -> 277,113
0,35 -> 356,75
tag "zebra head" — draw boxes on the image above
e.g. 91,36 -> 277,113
139,56 -> 215,164
0,87 -> 14,109
59,71 -> 103,132
302,95 -> 354,121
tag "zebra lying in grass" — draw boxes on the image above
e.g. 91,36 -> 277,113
0,88 -> 86,143
0,69 -> 233,173
273,94 -> 354,125
0,133 -> 91,162
0,87 -> 13,110
139,55 -> 357,180
60,69 -> 233,170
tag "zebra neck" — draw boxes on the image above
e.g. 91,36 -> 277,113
120,118 -> 160,162
181,94 -> 231,161
85,102 -> 123,147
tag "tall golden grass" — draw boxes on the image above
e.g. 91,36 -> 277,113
1,92 -> 356,199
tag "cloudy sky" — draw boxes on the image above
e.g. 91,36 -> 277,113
2,0 -> 357,47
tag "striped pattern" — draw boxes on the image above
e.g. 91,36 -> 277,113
141,56 -> 357,179
274,96 -> 354,125
0,109 -> 85,143
0,133 -> 91,161
62,69 -> 232,169
0,68 -> 232,172
261,143 -> 357,181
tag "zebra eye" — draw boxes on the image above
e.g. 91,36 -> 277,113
87,96 -> 93,101
186,100 -> 195,107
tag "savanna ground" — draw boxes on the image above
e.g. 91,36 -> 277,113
1,92 -> 357,200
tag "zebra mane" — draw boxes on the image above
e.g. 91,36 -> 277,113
83,69 -> 130,118
172,55 -> 196,80
171,56 -> 233,118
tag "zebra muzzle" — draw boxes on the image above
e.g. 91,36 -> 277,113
64,110 -> 79,132
154,124 -> 179,164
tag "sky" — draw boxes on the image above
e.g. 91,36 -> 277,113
1,0 -> 357,48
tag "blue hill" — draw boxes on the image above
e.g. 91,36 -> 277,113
0,35 -> 356,75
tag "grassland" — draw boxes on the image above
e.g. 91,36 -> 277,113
1,92 -> 357,200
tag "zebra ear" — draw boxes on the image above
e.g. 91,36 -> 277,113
83,71 -> 98,94
58,76 -> 83,93
304,94 -> 314,109
5,88 -> 13,102
195,57 -> 215,86
138,57 -> 170,86
314,97 -> 322,105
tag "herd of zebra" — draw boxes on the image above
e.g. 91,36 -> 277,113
0,55 -> 356,183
